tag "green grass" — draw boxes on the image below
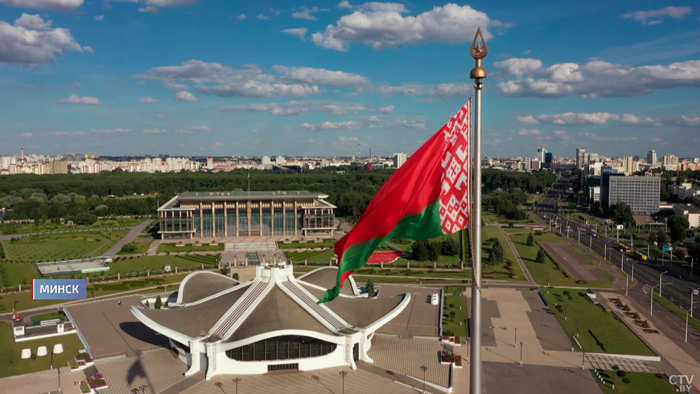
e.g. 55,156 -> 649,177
158,242 -> 224,253
653,293 -> 700,333
597,372 -> 679,394
0,322 -> 86,378
596,268 -> 615,282
351,276 -> 465,285
355,268 -> 471,279
542,289 -> 654,356
0,261 -> 41,288
482,210 -> 533,225
287,250 -> 336,263
0,218 -> 145,236
5,230 -> 129,262
29,312 -> 65,322
445,286 -> 467,294
109,255 -> 218,274
481,226 -> 526,281
117,241 -> 151,255
507,230 -> 611,288
277,239 -> 336,249
443,295 -> 468,336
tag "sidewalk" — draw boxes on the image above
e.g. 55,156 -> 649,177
497,225 -> 535,285
103,220 -> 152,256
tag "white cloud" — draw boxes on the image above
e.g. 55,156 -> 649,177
377,105 -> 395,113
145,0 -> 198,7
497,58 -> 700,98
514,115 -> 539,125
292,6 -> 327,21
213,141 -> 223,146
536,112 -> 621,125
338,0 -> 352,8
273,65 -> 370,87
138,6 -> 159,13
553,130 -> 570,140
376,82 -> 471,99
83,46 -> 94,53
257,14 -> 269,20
163,82 -> 189,90
10,128 -> 130,139
337,136 -> 359,144
678,115 -> 700,127
198,82 -> 321,98
139,97 -> 159,104
219,100 -> 367,116
0,0 -> 83,13
311,4 -> 499,51
494,58 -> 543,76
0,14 -> 82,66
94,15 -> 104,21
156,113 -> 165,118
301,121 -> 361,131
518,129 -> 541,136
237,14 -> 246,20
58,94 -> 100,105
622,6 -> 693,25
175,91 -> 200,101
143,129 -> 167,134
620,113 -> 663,127
282,28 -> 308,39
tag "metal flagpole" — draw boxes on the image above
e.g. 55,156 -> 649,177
470,27 -> 488,394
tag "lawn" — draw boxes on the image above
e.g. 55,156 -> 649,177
0,321 -> 86,378
507,230 -> 611,288
481,226 -> 526,281
542,289 -> 654,356
158,243 -> 224,253
0,261 -> 41,288
443,295 -> 468,337
117,240 -> 151,255
30,312 -> 65,323
0,217 -> 145,236
482,210 -> 533,225
277,239 -> 336,249
108,255 -> 218,275
597,371 -> 679,394
351,275 -> 465,285
653,292 -> 700,333
287,250 -> 336,263
4,230 -> 129,262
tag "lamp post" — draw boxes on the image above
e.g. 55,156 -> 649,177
420,365 -> 428,394
691,289 -> 699,319
683,307 -> 690,343
233,378 -> 241,394
650,285 -> 659,316
514,327 -> 518,347
520,342 -> 523,366
659,271 -> 667,298
339,370 -> 347,394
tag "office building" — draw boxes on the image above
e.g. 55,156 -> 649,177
576,148 -> 586,169
673,204 -> 700,229
537,147 -> 546,163
608,176 -> 661,215
157,191 -> 336,239
663,154 -> 678,170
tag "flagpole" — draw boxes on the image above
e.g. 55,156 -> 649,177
469,27 -> 488,394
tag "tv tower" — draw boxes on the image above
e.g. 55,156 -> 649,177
357,143 -> 361,159
20,148 -> 25,167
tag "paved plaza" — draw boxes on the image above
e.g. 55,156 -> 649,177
483,362 -> 603,394
375,284 -> 441,337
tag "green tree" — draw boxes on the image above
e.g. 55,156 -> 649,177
673,249 -> 686,262
441,237 -> 459,256
688,244 -> 700,266
611,202 -> 635,228
657,229 -> 668,244
366,279 -> 376,297
536,248 -> 546,264
527,233 -> 535,246
154,295 -> 163,309
648,230 -> 657,244
427,241 -> 441,261
233,272 -> 240,280
412,240 -> 430,261
489,239 -> 505,265
668,215 -> 690,243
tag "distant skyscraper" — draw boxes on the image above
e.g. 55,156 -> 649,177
393,152 -> 407,169
207,156 -> 213,169
647,150 -> 657,165
544,152 -> 553,168
663,154 -> 678,170
576,148 -> 586,169
588,153 -> 599,163
624,156 -> 634,175
537,147 -> 546,163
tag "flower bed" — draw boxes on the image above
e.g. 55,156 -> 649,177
643,329 -> 660,334
441,351 -> 454,364
79,381 -> 92,394
455,355 -> 463,368
88,373 -> 108,390
454,334 -> 462,346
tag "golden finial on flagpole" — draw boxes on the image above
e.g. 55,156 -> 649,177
470,27 -> 488,80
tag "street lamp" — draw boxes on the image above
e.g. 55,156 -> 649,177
339,371 -> 347,394
689,256 -> 695,280
420,365 -> 428,394
650,285 -> 659,316
232,378 -> 241,394
659,271 -> 668,298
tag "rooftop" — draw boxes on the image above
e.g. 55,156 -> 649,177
178,190 -> 327,200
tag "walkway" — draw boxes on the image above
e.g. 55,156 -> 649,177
104,220 -> 152,256
0,226 -> 135,241
496,225 -> 535,285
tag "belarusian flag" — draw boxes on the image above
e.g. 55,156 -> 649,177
319,103 -> 471,303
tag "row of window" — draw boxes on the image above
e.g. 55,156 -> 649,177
225,336 -> 337,361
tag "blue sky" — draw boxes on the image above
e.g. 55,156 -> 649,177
1,0 -> 699,159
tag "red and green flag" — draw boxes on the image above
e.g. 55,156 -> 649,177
319,103 -> 471,303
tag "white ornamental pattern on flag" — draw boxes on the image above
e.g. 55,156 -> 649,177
439,102 -> 471,234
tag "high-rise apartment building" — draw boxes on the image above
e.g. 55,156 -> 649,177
393,152 -> 407,169
537,147 -> 546,163
576,148 -> 586,169
608,176 -> 661,215
647,150 -> 657,165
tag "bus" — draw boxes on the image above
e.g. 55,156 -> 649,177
618,243 -> 632,253
634,251 -> 648,261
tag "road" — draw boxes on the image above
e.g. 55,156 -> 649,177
536,176 -> 700,318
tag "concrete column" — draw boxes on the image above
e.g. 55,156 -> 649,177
199,202 -> 203,238
117,273 -> 121,280
147,269 -> 150,277
407,261 -> 410,269
175,266 -> 178,274
434,262 -> 437,270
224,203 -> 228,237
235,202 -> 240,237
211,203 -> 216,238
283,201 -> 286,236
201,263 -> 204,270
271,204 -> 275,236
260,200 -> 263,236
294,200 -> 298,237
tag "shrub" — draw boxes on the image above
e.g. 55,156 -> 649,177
449,303 -> 455,308
622,377 -> 630,384
616,370 -> 626,377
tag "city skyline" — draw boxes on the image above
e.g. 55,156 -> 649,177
1,0 -> 699,157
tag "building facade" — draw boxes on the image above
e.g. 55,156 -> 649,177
157,191 -> 336,239
608,176 -> 661,215
131,264 -> 410,380
673,204 -> 700,229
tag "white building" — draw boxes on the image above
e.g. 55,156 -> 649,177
261,156 -> 271,165
673,204 -> 700,229
131,263 -> 409,380
393,153 -> 407,169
